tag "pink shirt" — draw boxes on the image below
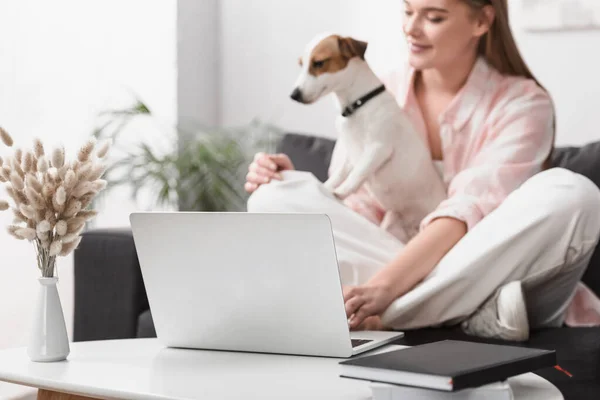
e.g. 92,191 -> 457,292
336,56 -> 555,232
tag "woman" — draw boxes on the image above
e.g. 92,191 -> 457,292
244,0 -> 600,341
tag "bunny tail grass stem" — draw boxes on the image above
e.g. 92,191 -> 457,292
33,240 -> 43,271
34,238 -> 56,277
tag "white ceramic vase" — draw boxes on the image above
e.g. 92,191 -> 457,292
27,277 -> 70,362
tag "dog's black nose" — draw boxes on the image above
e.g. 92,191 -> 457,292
290,88 -> 303,102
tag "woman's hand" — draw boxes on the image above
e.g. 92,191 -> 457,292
351,315 -> 387,331
343,217 -> 468,331
244,152 -> 295,193
343,283 -> 397,330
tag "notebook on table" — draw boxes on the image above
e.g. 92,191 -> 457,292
339,340 -> 556,392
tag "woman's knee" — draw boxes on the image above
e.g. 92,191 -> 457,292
522,168 -> 600,213
246,183 -> 278,212
246,180 -> 296,212
521,168 -> 600,237
246,170 -> 322,212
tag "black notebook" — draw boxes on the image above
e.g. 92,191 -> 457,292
338,340 -> 556,392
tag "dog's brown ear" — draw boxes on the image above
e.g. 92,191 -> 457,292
338,36 -> 368,60
298,56 -> 303,67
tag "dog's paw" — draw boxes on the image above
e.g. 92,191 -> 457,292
333,185 -> 354,199
323,179 -> 338,192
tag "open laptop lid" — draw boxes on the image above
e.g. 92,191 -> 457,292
130,212 -> 356,357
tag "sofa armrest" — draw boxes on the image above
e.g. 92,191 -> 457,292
73,228 -> 148,342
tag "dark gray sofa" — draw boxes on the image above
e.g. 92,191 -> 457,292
73,133 -> 600,399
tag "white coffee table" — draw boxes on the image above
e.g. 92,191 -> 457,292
0,339 -> 563,400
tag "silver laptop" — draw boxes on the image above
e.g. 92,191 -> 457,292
129,212 -> 404,358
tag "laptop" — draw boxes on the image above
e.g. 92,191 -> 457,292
129,211 -> 404,358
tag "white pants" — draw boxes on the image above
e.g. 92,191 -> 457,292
247,168 -> 600,331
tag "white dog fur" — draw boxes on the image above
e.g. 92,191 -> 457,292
290,32 -> 447,243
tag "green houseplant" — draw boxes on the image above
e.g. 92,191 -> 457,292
93,99 -> 283,212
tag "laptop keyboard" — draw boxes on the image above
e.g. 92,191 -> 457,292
351,339 -> 373,348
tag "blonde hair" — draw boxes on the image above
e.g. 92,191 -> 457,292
466,0 -> 555,167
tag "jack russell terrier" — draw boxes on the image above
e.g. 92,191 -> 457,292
290,33 -> 447,243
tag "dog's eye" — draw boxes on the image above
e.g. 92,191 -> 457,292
313,60 -> 326,69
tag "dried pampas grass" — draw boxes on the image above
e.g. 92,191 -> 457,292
0,128 -> 111,277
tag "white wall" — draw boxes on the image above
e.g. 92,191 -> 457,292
0,2 -> 176,396
510,0 -> 600,146
218,0 -> 600,146
219,0 -> 406,138
178,0 -> 220,130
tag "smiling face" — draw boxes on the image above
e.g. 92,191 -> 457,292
402,0 -> 492,71
290,34 -> 368,104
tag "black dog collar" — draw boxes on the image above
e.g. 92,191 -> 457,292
341,84 -> 386,117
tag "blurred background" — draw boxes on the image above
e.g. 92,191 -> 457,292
0,0 -> 598,397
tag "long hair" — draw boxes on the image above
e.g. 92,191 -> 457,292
466,0 -> 555,168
